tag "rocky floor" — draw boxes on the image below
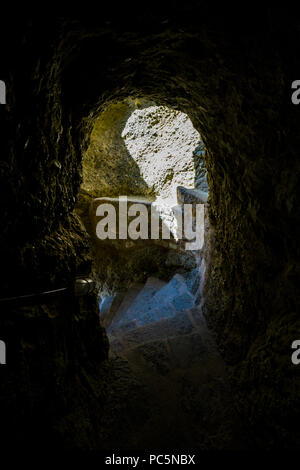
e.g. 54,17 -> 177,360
99,273 -> 251,450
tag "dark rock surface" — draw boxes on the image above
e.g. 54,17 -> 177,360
108,300 -> 249,450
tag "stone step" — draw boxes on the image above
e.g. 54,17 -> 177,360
180,267 -> 200,296
100,292 -> 126,328
119,327 -> 222,375
112,277 -> 167,327
111,309 -> 196,351
109,306 -> 213,355
115,274 -> 195,330
107,277 -> 166,334
110,304 -> 176,337
109,282 -> 145,327
144,276 -> 167,291
109,318 -> 140,337
147,274 -> 196,316
156,273 -> 196,302
106,312 -> 249,451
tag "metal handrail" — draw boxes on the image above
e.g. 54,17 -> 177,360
0,278 -> 95,305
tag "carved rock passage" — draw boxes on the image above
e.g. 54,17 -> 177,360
79,101 -> 208,298
0,6 -> 299,449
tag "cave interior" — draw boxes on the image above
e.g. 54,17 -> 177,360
0,5 -> 299,451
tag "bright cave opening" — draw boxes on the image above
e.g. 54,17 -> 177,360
79,98 -> 208,202
76,97 -> 209,332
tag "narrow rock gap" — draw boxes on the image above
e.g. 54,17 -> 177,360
73,97 -> 250,449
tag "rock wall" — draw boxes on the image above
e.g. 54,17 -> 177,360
81,99 -> 153,198
80,99 -> 206,201
121,104 -> 202,200
0,17 -> 110,449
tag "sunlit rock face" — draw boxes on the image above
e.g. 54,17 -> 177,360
80,99 -> 206,203
122,104 -> 203,202
81,99 -> 152,198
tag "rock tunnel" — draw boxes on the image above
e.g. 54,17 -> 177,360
77,98 -> 208,298
0,5 -> 299,451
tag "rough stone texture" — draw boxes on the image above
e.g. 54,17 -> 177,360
108,302 -> 249,450
111,274 -> 195,329
114,310 -> 195,349
193,142 -> 209,192
86,195 -> 201,295
81,99 -> 153,199
122,104 -> 202,201
92,237 -> 176,297
177,186 -> 208,205
0,5 -> 299,449
81,99 -> 206,202
78,99 -> 207,296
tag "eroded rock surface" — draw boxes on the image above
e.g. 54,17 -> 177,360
81,99 -> 206,202
122,104 -> 203,200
